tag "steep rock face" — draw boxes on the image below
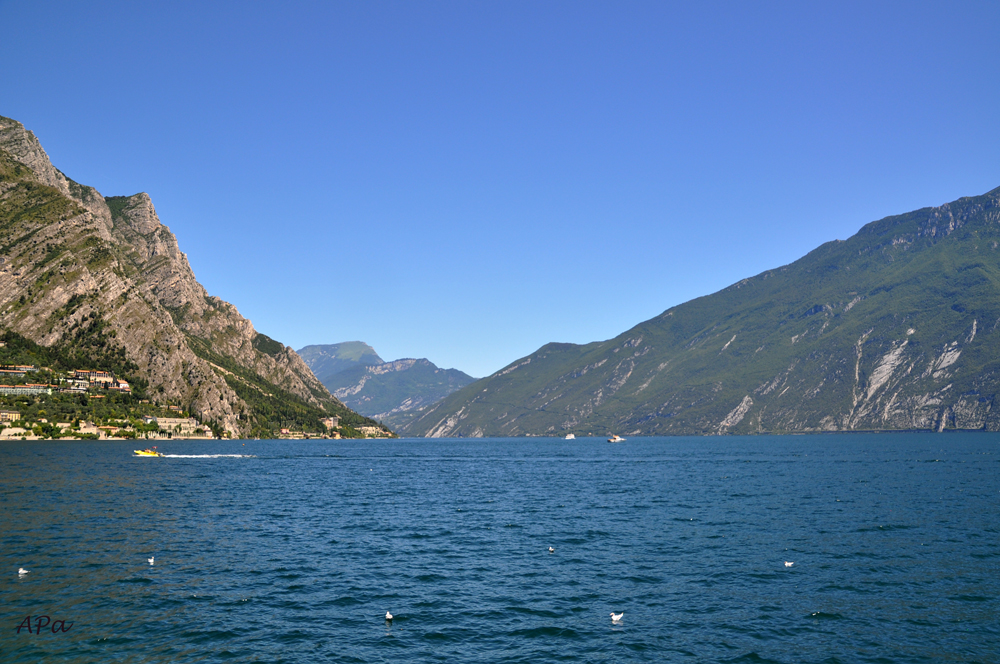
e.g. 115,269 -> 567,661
402,186 -> 1000,437
0,115 -> 343,436
104,192 -> 330,407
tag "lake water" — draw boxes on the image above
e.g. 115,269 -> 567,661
1,434 -> 998,663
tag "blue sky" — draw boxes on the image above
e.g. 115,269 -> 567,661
2,1 -> 999,378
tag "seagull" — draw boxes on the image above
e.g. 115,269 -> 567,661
610,612 -> 624,622
18,568 -> 29,575
148,556 -> 155,565
784,561 -> 794,567
385,611 -> 393,621
548,547 -> 555,553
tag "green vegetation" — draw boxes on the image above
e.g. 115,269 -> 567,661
0,327 -> 148,397
185,334 -> 381,438
297,342 -> 384,380
0,390 -> 179,437
0,152 -> 84,248
403,186 -> 1000,437
252,332 -> 284,357
104,195 -> 131,220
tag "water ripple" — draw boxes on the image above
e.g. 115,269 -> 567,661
1,434 -> 999,662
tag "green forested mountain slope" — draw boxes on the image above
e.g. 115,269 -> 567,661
0,115 -> 387,438
297,342 -> 383,383
401,186 -> 1000,437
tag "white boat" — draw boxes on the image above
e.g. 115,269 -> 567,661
565,434 -> 575,440
607,435 -> 625,443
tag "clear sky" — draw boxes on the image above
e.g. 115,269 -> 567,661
2,1 -> 999,378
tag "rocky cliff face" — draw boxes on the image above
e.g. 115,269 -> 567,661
0,115 -> 346,436
402,185 -> 1000,437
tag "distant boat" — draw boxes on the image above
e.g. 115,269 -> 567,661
607,435 -> 625,443
134,447 -> 164,457
565,434 -> 575,440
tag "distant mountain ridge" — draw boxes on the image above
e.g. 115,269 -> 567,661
0,115 -> 387,438
400,185 -> 1000,437
298,343 -> 475,430
298,342 -> 383,383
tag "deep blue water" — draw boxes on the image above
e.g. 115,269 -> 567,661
1,434 -> 998,663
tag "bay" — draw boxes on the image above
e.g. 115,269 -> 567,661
1,434 -> 998,662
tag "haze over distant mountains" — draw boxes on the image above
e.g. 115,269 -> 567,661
401,186 -> 1000,437
298,342 -> 384,384
298,343 -> 475,430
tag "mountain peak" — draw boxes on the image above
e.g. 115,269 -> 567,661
297,342 -> 384,381
0,115 -> 63,192
106,193 -> 160,235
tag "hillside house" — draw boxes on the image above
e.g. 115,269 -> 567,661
355,425 -> 389,438
0,384 -> 52,396
150,416 -> 211,438
73,369 -> 114,384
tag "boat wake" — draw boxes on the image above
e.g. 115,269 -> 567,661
159,454 -> 256,458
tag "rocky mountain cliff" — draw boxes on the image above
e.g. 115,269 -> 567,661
0,115 -> 381,437
299,343 -> 475,430
401,185 -> 1000,437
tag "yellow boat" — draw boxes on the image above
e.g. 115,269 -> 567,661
134,448 -> 164,457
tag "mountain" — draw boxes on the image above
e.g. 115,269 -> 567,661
297,342 -> 383,383
322,359 -> 476,430
298,344 -> 476,430
0,115 -> 387,438
401,186 -> 1000,437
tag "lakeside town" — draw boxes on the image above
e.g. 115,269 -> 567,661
0,362 -> 388,440
0,363 -> 211,440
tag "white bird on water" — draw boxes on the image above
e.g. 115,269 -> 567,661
784,561 -> 794,567
18,568 -> 29,576
385,611 -> 393,621
548,547 -> 555,553
148,556 -> 155,565
610,612 -> 624,622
